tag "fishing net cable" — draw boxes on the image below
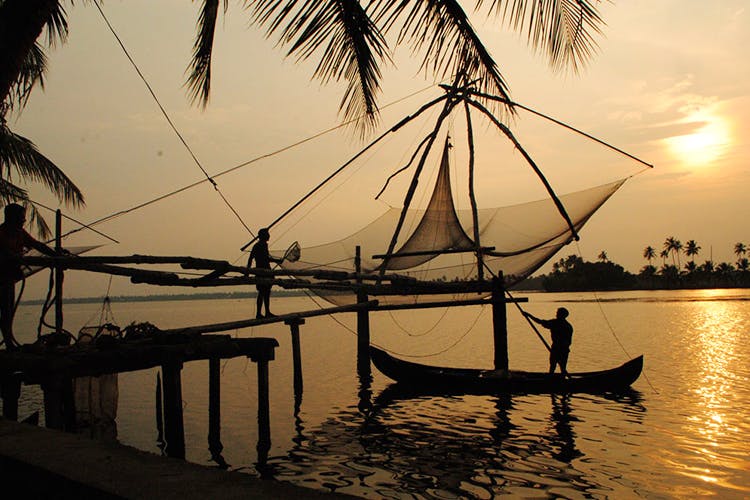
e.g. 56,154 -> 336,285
573,239 -> 659,393
94,0 -> 252,236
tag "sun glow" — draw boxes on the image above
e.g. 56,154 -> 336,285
667,113 -> 731,167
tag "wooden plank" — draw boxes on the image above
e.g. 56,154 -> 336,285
159,300 -> 378,336
0,337 -> 279,382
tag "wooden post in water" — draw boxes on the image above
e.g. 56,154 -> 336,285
208,357 -> 223,461
1,374 -> 21,421
55,209 -> 63,335
248,346 -> 274,464
491,275 -> 508,371
285,318 -> 305,399
355,246 -> 371,377
42,375 -> 73,431
161,360 -> 185,458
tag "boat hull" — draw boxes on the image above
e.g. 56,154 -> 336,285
370,346 -> 643,394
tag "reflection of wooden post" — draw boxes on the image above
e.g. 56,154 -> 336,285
55,209 -> 63,335
208,357 -> 222,458
1,375 -> 21,421
285,318 -> 305,398
162,361 -> 185,458
491,276 -> 508,371
355,246 -> 371,377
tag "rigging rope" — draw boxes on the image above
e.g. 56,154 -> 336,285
58,84 -> 440,242
572,240 -> 659,393
93,1 -> 252,235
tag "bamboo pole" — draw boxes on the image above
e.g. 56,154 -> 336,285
379,95 -> 460,276
464,102 -> 484,281
466,97 -> 580,241
54,210 -> 63,335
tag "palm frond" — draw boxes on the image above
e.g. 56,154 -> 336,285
24,200 -> 52,239
186,0 -> 229,108
484,0 -> 604,72
373,0 -> 511,113
245,0 -> 391,134
44,0 -> 69,47
4,42 -> 47,116
0,179 -> 52,239
0,178 -> 29,201
0,122 -> 84,208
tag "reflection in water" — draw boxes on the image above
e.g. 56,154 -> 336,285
263,383 -> 646,498
669,299 -> 750,493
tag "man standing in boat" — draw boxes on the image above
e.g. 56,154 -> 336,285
247,228 -> 283,319
524,307 -> 573,375
0,204 -> 59,350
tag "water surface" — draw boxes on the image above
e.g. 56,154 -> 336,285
13,289 -> 750,498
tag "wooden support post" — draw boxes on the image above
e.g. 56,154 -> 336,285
255,359 -> 271,463
491,276 -> 508,371
248,345 -> 274,465
161,361 -> 185,459
1,375 -> 21,421
42,376 -> 69,430
208,357 -> 223,461
355,246 -> 371,377
55,209 -> 64,335
155,372 -> 165,452
284,318 -> 305,400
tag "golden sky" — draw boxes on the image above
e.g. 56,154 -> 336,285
13,0 -> 750,298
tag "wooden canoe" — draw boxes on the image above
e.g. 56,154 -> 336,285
370,346 -> 643,394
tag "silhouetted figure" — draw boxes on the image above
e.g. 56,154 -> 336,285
0,204 -> 57,350
525,307 -> 573,375
247,228 -> 282,318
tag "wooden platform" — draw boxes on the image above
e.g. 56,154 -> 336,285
0,334 -> 278,383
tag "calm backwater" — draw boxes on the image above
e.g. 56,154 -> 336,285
13,289 -> 750,498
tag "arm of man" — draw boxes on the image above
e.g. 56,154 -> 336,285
25,232 -> 57,256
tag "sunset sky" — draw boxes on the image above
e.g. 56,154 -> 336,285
12,0 -> 750,298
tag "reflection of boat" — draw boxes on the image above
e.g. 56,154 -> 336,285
371,346 -> 643,394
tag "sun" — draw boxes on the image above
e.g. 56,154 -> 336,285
667,113 -> 731,167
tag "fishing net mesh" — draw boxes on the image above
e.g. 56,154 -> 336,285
277,139 -> 627,305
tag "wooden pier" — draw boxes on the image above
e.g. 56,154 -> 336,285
0,332 -> 278,459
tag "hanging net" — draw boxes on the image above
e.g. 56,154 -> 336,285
276,135 -> 627,305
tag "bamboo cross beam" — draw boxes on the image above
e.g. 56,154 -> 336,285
159,300 -> 379,336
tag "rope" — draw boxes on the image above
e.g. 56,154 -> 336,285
58,85 -> 441,243
386,303 -> 450,337
573,240 -> 659,393
93,1 -> 252,235
373,305 -> 487,359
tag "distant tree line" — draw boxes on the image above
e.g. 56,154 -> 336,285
539,239 -> 750,291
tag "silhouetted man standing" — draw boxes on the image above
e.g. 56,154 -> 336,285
247,228 -> 282,319
525,307 -> 574,375
0,204 -> 57,350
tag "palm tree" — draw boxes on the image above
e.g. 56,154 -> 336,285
663,237 -> 682,269
734,242 -> 746,264
0,1 -> 83,236
1,121 -> 84,237
684,239 -> 700,265
643,245 -> 655,266
659,248 -> 669,266
2,1 -> 607,131
1,1 -> 606,230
